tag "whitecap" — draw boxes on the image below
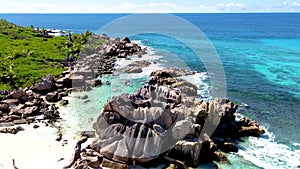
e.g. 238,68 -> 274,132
237,128 -> 300,169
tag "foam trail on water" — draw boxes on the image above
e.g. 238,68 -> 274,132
237,128 -> 300,169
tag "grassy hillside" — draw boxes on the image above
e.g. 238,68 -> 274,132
0,19 -> 99,91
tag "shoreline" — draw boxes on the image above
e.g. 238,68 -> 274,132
1,34 -> 268,169
0,35 -> 148,169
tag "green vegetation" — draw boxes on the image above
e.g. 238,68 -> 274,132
0,19 -> 103,91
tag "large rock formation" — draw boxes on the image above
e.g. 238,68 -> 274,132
67,68 -> 265,168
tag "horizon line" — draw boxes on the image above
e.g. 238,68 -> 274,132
0,11 -> 300,14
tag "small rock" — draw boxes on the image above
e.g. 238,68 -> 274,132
57,158 -> 64,162
102,158 -> 129,169
84,100 -> 91,103
219,142 -> 238,153
86,156 -> 101,168
58,92 -> 68,98
56,133 -> 63,141
81,131 -> 95,138
81,94 -> 88,100
0,103 -> 9,112
16,126 -> 25,131
58,99 -> 69,106
10,89 -> 28,99
94,79 -> 102,87
0,90 -> 9,95
18,106 -> 39,116
33,124 -> 40,129
213,151 -> 229,163
0,126 -> 24,134
0,99 -> 19,105
122,37 -> 131,43
13,119 -> 27,125
46,92 -> 59,102
0,122 -> 14,127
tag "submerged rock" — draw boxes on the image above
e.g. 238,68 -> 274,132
121,60 -> 151,74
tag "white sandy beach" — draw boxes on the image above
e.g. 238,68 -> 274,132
0,122 -> 92,169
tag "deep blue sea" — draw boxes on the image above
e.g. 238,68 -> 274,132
1,13 -> 299,169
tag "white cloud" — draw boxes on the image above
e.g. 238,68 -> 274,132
196,5 -> 215,12
216,2 -> 246,11
274,1 -> 289,8
114,2 -> 140,12
292,1 -> 300,7
272,1 -> 300,11
148,2 -> 177,8
0,0 -> 299,13
117,2 -> 139,10
146,2 -> 182,12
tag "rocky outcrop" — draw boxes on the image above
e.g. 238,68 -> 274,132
31,74 -> 56,93
0,36 -> 147,136
120,60 -> 151,73
0,75 -> 67,129
104,37 -> 146,58
67,68 -> 265,168
56,35 -> 147,90
237,117 -> 265,137
0,126 -> 24,134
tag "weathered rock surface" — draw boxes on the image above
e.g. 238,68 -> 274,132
31,74 -> 56,93
103,36 -> 145,58
171,140 -> 201,166
9,89 -> 28,99
45,92 -> 60,102
17,106 -> 39,116
0,126 -> 24,134
0,103 -> 9,112
237,117 -> 265,137
121,60 -> 151,73
79,68 -> 265,168
0,77 -> 62,128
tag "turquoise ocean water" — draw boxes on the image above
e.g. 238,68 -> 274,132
1,13 -> 299,168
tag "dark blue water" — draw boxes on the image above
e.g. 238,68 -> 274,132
1,13 -> 299,168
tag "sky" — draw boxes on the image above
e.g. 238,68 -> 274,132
0,0 -> 300,13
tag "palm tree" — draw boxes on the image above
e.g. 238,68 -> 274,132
41,28 -> 46,36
